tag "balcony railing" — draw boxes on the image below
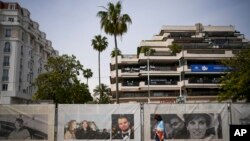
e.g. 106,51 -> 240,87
188,91 -> 218,96
2,77 -> 9,81
122,54 -> 137,58
122,81 -> 140,86
151,92 -> 179,97
119,93 -> 148,98
187,50 -> 225,54
146,80 -> 178,85
122,67 -> 140,73
188,78 -> 220,84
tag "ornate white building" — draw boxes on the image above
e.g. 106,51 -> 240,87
0,1 -> 58,104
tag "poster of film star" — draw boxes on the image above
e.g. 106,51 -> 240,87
0,105 -> 55,141
150,113 -> 222,140
111,114 -> 134,140
231,104 -> 250,125
144,103 -> 228,140
63,116 -> 111,140
57,104 -> 141,141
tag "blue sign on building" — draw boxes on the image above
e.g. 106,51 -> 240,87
190,65 -> 231,72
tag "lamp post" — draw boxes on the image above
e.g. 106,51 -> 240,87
177,36 -> 185,104
147,50 -> 151,103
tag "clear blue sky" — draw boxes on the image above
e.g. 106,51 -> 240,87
5,0 -> 250,95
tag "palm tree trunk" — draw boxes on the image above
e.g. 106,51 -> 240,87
98,51 -> 102,98
114,34 -> 119,104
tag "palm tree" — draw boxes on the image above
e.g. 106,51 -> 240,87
83,68 -> 93,86
111,48 -> 122,57
97,1 -> 132,103
91,35 -> 108,89
93,83 -> 111,103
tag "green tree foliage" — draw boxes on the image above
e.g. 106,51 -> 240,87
83,68 -> 93,86
111,48 -> 122,57
218,49 -> 250,102
169,43 -> 182,55
97,1 -> 132,103
33,55 -> 93,104
93,83 -> 111,104
137,46 -> 155,55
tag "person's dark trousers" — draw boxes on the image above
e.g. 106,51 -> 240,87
155,135 -> 164,141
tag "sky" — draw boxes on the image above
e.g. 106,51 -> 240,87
4,0 -> 250,95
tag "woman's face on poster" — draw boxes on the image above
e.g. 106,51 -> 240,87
170,117 -> 184,131
82,121 -> 88,129
186,116 -> 207,139
72,121 -> 77,130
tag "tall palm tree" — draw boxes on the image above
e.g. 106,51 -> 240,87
97,1 -> 132,103
83,68 -> 93,86
91,35 -> 108,89
93,83 -> 111,104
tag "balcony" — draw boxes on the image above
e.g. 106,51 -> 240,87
188,78 -> 220,84
182,80 -> 220,88
140,81 -> 180,91
119,92 -> 148,98
182,50 -> 234,58
122,81 -> 140,87
145,79 -> 178,85
122,67 -> 140,73
2,76 -> 9,81
139,53 -> 181,61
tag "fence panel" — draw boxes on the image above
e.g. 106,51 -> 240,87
0,104 -> 55,141
57,104 -> 141,141
143,103 -> 228,141
231,103 -> 250,125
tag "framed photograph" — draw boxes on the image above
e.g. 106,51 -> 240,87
57,104 -> 141,141
111,114 -> 134,140
0,105 -> 54,141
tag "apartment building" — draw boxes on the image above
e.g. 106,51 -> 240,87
0,1 -> 58,104
110,23 -> 249,103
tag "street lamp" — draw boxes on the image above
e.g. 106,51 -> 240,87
178,36 -> 186,103
146,49 -> 152,103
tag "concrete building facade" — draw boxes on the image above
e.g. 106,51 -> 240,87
0,1 -> 58,104
110,23 -> 249,103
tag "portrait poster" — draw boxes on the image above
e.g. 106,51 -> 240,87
144,103 -> 228,141
57,104 -> 141,141
231,103 -> 250,125
0,104 -> 55,141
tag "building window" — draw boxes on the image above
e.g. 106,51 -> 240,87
4,42 -> 11,53
8,17 -> 14,22
19,85 -> 21,91
2,84 -> 8,91
3,56 -> 10,66
21,46 -> 24,56
22,32 -> 25,41
2,69 -> 9,81
5,29 -> 11,37
8,4 -> 15,10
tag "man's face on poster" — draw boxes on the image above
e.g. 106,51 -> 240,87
118,117 -> 130,132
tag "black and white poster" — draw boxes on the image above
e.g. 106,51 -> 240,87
150,113 -> 222,140
0,105 -> 55,141
57,104 -> 141,141
231,104 -> 250,125
112,114 -> 134,140
144,103 -> 228,141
